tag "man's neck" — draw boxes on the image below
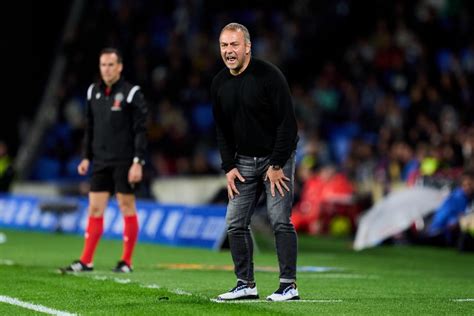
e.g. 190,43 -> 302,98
230,57 -> 251,76
105,77 -> 120,87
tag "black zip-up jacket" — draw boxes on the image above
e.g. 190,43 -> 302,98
211,58 -> 298,173
82,78 -> 148,165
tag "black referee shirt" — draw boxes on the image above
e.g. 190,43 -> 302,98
82,78 -> 147,165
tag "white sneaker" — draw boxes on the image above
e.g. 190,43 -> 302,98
59,260 -> 93,273
266,283 -> 300,301
217,281 -> 259,300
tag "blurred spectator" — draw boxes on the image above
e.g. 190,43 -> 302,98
458,212 -> 474,251
291,164 -> 354,235
28,0 -> 473,211
425,170 -> 474,246
0,141 -> 14,192
428,170 -> 474,232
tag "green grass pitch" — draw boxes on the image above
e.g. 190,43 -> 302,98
0,229 -> 473,315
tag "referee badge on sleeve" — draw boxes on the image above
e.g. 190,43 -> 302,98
111,92 -> 124,111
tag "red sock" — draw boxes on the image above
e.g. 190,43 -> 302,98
80,216 -> 104,265
122,214 -> 139,266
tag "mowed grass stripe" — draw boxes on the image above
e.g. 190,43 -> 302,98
0,229 -> 473,315
0,295 -> 77,316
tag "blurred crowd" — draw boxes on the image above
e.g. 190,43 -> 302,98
27,0 -> 473,204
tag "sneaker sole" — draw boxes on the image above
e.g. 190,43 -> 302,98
267,295 -> 300,301
58,268 -> 93,274
217,295 -> 260,301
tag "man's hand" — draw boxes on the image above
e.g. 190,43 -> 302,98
128,163 -> 143,184
77,159 -> 90,176
265,167 -> 290,197
226,168 -> 246,200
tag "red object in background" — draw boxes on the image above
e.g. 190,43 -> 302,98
291,170 -> 357,235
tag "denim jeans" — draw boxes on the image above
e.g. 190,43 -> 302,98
226,152 -> 297,283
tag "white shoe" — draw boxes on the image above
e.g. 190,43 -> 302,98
217,281 -> 259,300
266,283 -> 300,301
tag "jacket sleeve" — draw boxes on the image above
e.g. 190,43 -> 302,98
82,84 -> 94,160
266,68 -> 298,167
211,77 -> 236,173
129,87 -> 148,162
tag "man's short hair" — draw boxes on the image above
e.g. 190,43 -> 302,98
100,47 -> 123,64
220,23 -> 251,44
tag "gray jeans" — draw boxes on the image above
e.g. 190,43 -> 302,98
226,153 -> 297,283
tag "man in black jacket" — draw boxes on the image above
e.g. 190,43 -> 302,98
212,23 -> 300,301
61,48 -> 147,273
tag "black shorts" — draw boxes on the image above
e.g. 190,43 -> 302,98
90,163 -> 135,194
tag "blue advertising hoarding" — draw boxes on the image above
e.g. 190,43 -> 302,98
0,194 -> 227,250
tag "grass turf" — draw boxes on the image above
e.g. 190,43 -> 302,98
0,229 -> 473,315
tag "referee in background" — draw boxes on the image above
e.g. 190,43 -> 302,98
61,48 -> 147,273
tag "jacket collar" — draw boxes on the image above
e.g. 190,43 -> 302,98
98,77 -> 123,92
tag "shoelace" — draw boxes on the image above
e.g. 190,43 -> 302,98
275,284 -> 295,295
231,284 -> 248,293
282,285 -> 294,295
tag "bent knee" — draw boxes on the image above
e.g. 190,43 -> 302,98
226,219 -> 250,234
88,205 -> 105,217
118,201 -> 136,216
271,221 -> 295,233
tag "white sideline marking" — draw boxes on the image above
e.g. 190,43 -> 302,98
114,278 -> 131,284
0,259 -> 14,266
304,273 -> 379,279
75,274 -> 195,297
210,299 -> 342,304
141,283 -> 192,296
452,298 -> 474,302
0,295 -> 76,316
141,284 -> 195,297
170,289 -> 192,296
80,273 -> 342,302
141,284 -> 161,289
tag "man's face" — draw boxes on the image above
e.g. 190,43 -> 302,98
99,53 -> 123,85
219,29 -> 251,75
461,176 -> 474,197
